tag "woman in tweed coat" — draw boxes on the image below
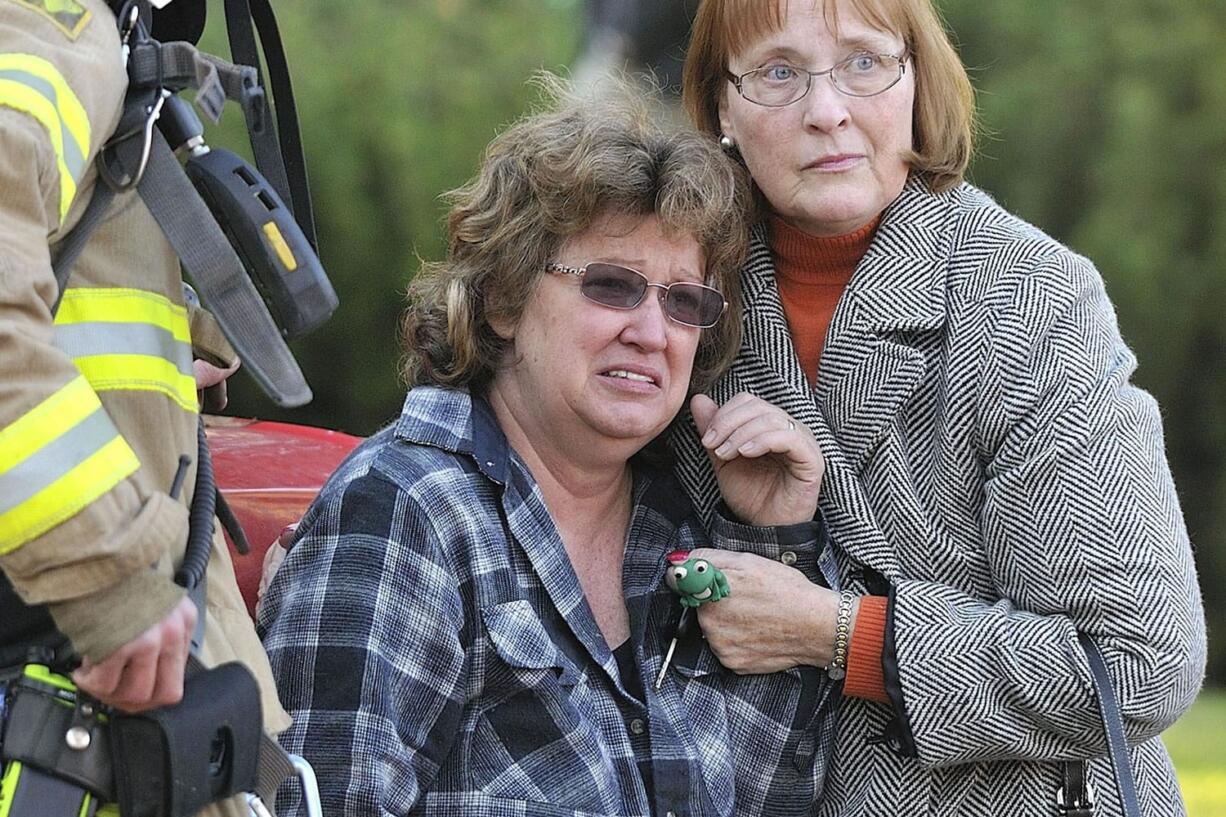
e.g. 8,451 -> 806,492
671,0 -> 1208,814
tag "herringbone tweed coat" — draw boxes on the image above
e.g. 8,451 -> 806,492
671,177 -> 1207,816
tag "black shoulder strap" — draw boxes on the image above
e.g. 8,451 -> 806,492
50,183 -> 116,313
222,0 -> 317,251
1059,635 -> 1142,817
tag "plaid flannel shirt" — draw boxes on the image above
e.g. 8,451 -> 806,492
258,386 -> 836,817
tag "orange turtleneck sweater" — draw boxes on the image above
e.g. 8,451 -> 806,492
770,213 -> 890,704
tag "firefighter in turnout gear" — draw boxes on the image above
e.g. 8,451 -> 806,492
0,0 -> 290,812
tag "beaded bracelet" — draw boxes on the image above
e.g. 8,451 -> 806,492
826,590 -> 855,681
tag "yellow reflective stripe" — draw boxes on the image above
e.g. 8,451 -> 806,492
0,77 -> 78,221
55,321 -> 194,374
0,375 -> 97,474
0,377 -> 139,554
55,288 -> 191,344
0,54 -> 90,159
1,761 -> 24,810
0,54 -> 90,223
73,354 -> 199,413
53,289 -> 197,412
0,435 -> 138,555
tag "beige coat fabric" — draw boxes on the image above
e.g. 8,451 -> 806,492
0,0 -> 288,763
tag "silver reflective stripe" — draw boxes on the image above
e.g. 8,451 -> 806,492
54,321 -> 194,375
0,68 -> 86,182
0,407 -> 120,516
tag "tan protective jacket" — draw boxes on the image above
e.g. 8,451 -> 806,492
0,0 -> 288,740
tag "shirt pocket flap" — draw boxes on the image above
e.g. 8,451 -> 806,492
481,600 -> 581,687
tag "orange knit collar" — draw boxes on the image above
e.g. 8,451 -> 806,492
769,213 -> 881,284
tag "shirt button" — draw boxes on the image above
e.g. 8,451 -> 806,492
780,550 -> 797,566
628,718 -> 646,736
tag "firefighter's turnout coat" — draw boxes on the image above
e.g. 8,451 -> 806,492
0,0 -> 288,761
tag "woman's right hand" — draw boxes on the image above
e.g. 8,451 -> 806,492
691,392 -> 824,526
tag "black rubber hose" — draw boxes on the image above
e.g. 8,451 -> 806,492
175,419 -> 216,590
215,490 -> 250,555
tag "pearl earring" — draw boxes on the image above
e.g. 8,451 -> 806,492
719,134 -> 735,150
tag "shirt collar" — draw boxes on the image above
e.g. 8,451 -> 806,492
393,385 -> 510,485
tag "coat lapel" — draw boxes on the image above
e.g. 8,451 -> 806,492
817,178 -> 951,470
728,178 -> 955,578
724,225 -> 823,428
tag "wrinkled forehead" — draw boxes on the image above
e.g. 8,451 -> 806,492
721,0 -> 906,57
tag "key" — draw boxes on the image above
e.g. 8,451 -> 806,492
654,606 -> 694,690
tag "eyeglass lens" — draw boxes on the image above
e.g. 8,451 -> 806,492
741,54 -> 903,105
580,263 -> 725,328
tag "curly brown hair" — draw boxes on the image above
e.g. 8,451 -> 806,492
401,74 -> 753,393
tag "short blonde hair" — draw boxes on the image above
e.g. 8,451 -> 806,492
402,75 -> 752,392
683,0 -> 976,192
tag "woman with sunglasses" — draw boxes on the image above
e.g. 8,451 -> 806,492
668,0 -> 1207,815
258,77 -> 829,817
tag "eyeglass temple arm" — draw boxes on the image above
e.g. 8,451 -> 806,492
546,263 -> 585,277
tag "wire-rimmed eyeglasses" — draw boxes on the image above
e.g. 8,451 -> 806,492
546,262 -> 728,329
725,52 -> 908,107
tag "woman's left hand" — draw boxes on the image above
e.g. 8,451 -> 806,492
691,393 -> 824,526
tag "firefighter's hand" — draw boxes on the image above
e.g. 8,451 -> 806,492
194,358 -> 240,412
72,596 -> 197,712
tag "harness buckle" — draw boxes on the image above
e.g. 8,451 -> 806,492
1056,779 -> 1097,816
99,88 -> 169,192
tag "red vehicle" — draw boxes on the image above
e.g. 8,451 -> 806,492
206,417 -> 362,617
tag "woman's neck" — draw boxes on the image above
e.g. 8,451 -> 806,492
487,383 -> 633,520
769,212 -> 880,280
487,382 -> 635,645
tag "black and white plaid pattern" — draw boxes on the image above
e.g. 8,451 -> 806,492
259,386 -> 834,816
671,178 -> 1207,816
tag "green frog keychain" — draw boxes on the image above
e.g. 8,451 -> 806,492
655,550 -> 730,689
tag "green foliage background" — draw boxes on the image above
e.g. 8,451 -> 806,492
1167,689 -> 1226,814
207,1 -> 1224,681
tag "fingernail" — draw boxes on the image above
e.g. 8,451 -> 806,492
702,429 -> 716,445
715,443 -> 732,458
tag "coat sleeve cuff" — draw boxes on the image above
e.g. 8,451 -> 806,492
187,303 -> 238,368
709,503 -> 824,576
48,568 -> 187,662
5,490 -> 189,606
844,594 -> 889,702
882,587 -> 919,756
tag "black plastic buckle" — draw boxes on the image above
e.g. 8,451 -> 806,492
1056,782 -> 1096,817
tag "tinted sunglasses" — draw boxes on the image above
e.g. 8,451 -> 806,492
546,262 -> 728,329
